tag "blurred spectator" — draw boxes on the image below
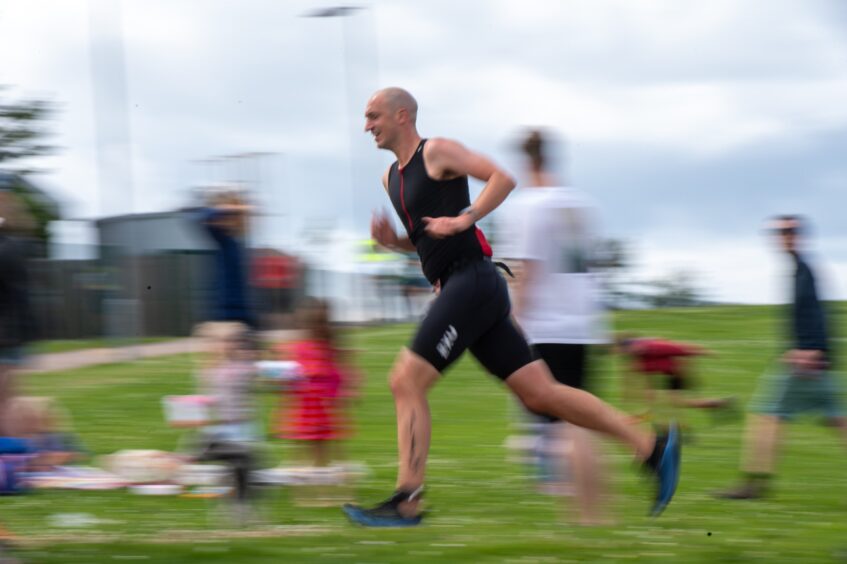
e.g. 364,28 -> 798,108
273,298 -> 360,468
0,191 -> 36,437
615,335 -> 735,424
191,188 -> 256,327
501,128 -> 610,525
717,215 -> 846,499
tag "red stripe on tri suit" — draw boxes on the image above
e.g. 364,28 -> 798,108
399,168 -> 414,231
475,226 -> 493,257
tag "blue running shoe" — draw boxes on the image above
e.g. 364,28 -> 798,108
342,489 -> 424,527
650,422 -> 681,517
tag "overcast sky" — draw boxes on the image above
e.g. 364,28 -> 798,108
2,0 -> 846,303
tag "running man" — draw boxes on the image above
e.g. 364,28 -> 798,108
342,88 -> 681,526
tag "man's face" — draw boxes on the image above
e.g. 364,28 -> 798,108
214,208 -> 246,236
364,94 -> 397,150
772,219 -> 800,253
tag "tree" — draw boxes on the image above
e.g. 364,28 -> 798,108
0,87 -> 56,171
593,240 -> 707,309
644,270 -> 704,308
0,87 -> 60,252
594,237 -> 634,309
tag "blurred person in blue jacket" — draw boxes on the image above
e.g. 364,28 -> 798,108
717,215 -> 846,499
192,188 -> 256,328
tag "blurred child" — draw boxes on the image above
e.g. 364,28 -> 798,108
615,334 -> 735,426
194,322 -> 259,443
274,298 -> 360,469
4,396 -> 82,472
192,321 -> 260,509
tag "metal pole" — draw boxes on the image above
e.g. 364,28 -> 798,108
88,0 -> 143,349
302,6 -> 371,232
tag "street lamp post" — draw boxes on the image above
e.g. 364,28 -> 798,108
88,0 -> 144,350
302,6 -> 380,321
302,6 -> 377,233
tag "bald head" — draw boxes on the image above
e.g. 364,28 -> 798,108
365,87 -> 421,151
374,87 -> 418,124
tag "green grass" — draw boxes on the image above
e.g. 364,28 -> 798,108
5,304 -> 847,562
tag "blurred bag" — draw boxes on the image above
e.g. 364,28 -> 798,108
162,395 -> 214,428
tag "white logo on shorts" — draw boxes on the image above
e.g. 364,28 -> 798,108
436,325 -> 458,359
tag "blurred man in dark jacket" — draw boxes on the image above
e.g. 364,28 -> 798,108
717,215 -> 846,499
191,188 -> 256,328
0,191 -> 36,437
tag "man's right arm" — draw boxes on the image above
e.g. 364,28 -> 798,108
373,166 -> 415,252
371,213 -> 415,253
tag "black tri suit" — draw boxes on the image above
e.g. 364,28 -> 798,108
386,139 -> 533,379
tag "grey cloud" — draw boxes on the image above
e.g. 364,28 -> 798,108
572,126 -> 847,244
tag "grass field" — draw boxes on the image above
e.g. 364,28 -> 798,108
4,304 -> 847,563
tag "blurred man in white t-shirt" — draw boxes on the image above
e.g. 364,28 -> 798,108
500,129 -> 610,525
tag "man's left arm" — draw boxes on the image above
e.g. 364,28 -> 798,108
422,138 -> 516,238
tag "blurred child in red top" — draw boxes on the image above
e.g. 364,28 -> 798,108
274,298 -> 359,467
616,335 -> 735,423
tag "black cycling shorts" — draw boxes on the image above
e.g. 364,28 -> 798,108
531,343 -> 588,390
530,343 -> 588,423
409,258 -> 533,380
